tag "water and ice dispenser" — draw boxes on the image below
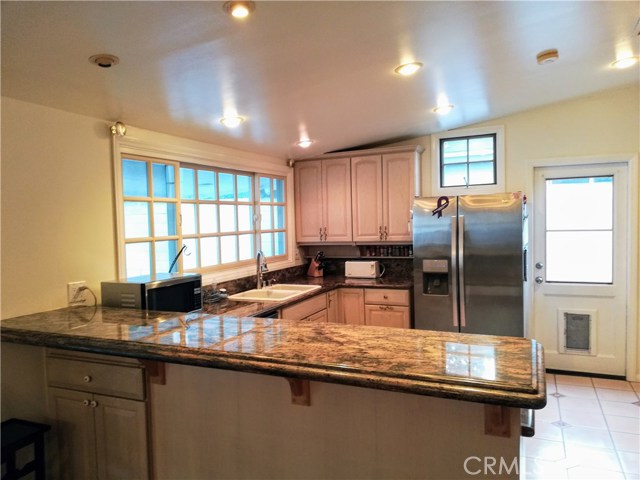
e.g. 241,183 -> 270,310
422,259 -> 449,295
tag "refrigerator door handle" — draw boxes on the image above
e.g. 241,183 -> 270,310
451,215 -> 459,328
458,215 -> 466,328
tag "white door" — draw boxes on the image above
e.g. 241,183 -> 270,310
533,163 -> 628,375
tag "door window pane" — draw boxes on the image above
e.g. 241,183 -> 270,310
546,177 -> 613,230
153,164 -> 176,198
220,236 -> 238,263
181,204 -> 197,235
126,242 -> 151,278
219,173 -> 235,201
123,160 -> 148,197
124,202 -> 150,238
154,203 -> 177,236
198,171 -> 216,200
180,168 -> 196,200
199,204 -> 218,234
546,231 -> 613,283
545,176 -> 614,284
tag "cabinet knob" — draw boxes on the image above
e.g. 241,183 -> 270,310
83,399 -> 90,407
83,375 -> 92,383
383,295 -> 388,299
90,400 -> 98,408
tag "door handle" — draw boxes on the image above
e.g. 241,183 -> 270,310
458,215 -> 466,328
451,216 -> 459,328
535,276 -> 544,284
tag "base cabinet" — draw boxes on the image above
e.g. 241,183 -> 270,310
364,288 -> 411,328
338,288 -> 365,325
46,350 -> 150,479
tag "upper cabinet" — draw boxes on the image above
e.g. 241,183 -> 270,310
295,146 -> 423,245
352,151 -> 416,242
295,158 -> 352,243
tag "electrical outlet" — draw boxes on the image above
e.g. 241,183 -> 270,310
68,281 -> 87,306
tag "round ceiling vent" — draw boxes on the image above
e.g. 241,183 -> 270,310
89,54 -> 120,68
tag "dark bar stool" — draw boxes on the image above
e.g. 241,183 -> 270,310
1,418 -> 51,480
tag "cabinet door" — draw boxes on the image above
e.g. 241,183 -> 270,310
322,158 -> 353,242
339,288 -> 365,325
364,305 -> 410,329
351,155 -> 383,241
382,153 -> 415,241
327,290 -> 338,324
295,160 -> 324,243
94,394 -> 149,479
48,387 -> 97,480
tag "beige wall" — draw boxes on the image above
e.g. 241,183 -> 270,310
1,98 -> 116,318
0,97 -> 284,319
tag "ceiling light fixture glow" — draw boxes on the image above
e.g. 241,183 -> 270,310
220,116 -> 244,128
394,62 -> 423,76
611,56 -> 638,69
433,104 -> 454,115
296,139 -> 314,148
223,1 -> 255,19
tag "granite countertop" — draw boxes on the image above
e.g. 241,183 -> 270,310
204,274 -> 413,316
1,305 -> 546,409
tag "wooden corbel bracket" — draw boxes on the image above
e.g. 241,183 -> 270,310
285,378 -> 311,406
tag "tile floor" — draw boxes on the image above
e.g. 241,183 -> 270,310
521,374 -> 640,479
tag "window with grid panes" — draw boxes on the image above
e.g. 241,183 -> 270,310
120,156 -> 287,278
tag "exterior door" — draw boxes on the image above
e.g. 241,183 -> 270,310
533,163 -> 628,375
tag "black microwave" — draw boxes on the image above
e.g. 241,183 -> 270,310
101,273 -> 202,313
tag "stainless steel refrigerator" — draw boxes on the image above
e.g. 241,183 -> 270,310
412,193 -> 527,337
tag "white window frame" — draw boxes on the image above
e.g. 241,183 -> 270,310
431,125 -> 505,196
112,126 -> 295,285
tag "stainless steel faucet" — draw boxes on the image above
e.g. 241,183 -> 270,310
256,250 -> 269,289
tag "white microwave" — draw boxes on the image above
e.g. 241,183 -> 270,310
345,261 -> 384,279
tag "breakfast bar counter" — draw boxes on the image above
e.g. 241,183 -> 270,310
1,305 -> 545,479
1,306 -> 545,409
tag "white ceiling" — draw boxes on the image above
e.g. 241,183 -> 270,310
2,1 -> 638,160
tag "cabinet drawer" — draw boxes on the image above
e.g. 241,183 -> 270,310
281,293 -> 326,320
47,357 -> 145,400
364,288 -> 409,306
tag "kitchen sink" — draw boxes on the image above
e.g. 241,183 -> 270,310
228,284 -> 321,302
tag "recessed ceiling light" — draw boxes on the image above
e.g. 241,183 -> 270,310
536,49 -> 559,65
296,139 -> 314,148
220,116 -> 244,128
89,54 -> 119,68
611,56 -> 638,69
394,62 -> 423,76
433,104 -> 454,115
223,1 -> 255,19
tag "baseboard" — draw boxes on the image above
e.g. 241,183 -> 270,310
546,368 -> 626,381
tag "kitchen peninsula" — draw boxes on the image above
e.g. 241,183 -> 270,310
1,304 -> 545,479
